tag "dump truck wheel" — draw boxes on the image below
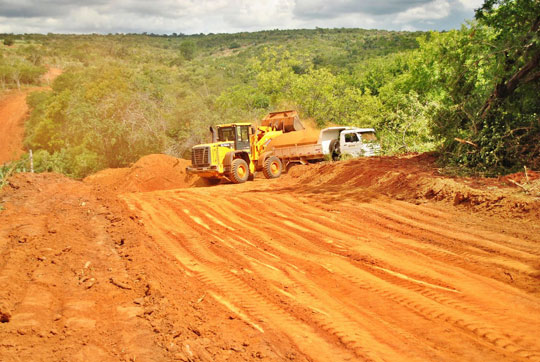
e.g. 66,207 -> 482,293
263,156 -> 282,179
330,139 -> 341,161
229,158 -> 249,184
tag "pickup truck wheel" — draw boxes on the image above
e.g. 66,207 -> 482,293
229,158 -> 249,184
329,139 -> 341,161
263,156 -> 282,179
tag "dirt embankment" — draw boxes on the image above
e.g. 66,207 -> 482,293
0,67 -> 62,165
84,154 -> 198,193
1,153 -> 539,361
283,153 -> 540,219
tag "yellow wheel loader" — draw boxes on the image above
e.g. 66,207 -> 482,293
186,110 -> 304,184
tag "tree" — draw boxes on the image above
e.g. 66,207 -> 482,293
476,0 -> 540,118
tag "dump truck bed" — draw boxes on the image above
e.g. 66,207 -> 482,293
272,143 -> 324,161
269,126 -> 379,162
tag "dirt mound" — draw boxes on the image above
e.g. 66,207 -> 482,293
84,154 -> 196,193
284,154 -> 540,218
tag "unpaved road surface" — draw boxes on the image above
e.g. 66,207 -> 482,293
1,154 -> 539,361
0,91 -> 30,164
0,67 -> 61,165
123,178 -> 540,361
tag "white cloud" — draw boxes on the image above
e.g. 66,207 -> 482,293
0,0 -> 478,34
394,0 -> 451,23
457,0 -> 484,10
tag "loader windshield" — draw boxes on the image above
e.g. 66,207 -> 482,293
218,127 -> 235,142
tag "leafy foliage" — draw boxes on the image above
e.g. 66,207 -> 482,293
0,42 -> 46,89
2,8 -> 538,177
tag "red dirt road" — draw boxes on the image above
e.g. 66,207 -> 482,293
0,67 -> 62,165
0,91 -> 29,165
122,176 -> 540,362
1,154 -> 539,361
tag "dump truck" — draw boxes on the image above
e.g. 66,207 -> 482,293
186,110 -> 304,184
268,126 -> 380,170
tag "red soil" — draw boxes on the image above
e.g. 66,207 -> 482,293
267,129 -> 320,148
84,154 -> 197,193
0,91 -> 28,165
1,153 -> 539,361
0,67 -> 62,165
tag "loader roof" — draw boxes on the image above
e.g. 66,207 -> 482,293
216,122 -> 252,127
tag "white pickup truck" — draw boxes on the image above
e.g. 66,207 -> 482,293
270,126 -> 381,166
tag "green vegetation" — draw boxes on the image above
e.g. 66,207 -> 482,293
1,0 -> 538,177
0,156 -> 31,190
0,39 -> 46,89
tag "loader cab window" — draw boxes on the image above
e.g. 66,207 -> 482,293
236,125 -> 251,151
344,133 -> 359,143
218,127 -> 235,142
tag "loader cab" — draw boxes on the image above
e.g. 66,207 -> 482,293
216,124 -> 251,153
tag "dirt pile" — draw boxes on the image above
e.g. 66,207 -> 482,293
284,153 -> 540,218
267,129 -> 320,148
84,154 -> 197,193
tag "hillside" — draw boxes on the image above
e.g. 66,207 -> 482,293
3,1 -> 538,179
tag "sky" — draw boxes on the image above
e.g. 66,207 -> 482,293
0,0 -> 485,35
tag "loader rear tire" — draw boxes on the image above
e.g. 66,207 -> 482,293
229,158 -> 249,184
263,156 -> 282,179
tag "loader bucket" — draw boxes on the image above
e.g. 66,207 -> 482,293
261,110 -> 305,133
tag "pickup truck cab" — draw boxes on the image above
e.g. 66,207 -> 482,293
334,128 -> 380,159
320,127 -> 380,159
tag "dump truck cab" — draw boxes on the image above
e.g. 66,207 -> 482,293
187,111 -> 304,184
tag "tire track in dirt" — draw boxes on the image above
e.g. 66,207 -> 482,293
125,196 -> 361,361
122,182 -> 540,362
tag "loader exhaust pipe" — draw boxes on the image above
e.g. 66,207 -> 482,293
210,126 -> 218,143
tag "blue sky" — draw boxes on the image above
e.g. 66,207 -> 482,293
0,0 -> 485,34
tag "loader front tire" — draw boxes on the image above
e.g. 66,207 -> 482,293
263,156 -> 282,179
229,158 -> 249,184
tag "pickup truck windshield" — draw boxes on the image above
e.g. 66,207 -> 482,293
359,132 -> 377,142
